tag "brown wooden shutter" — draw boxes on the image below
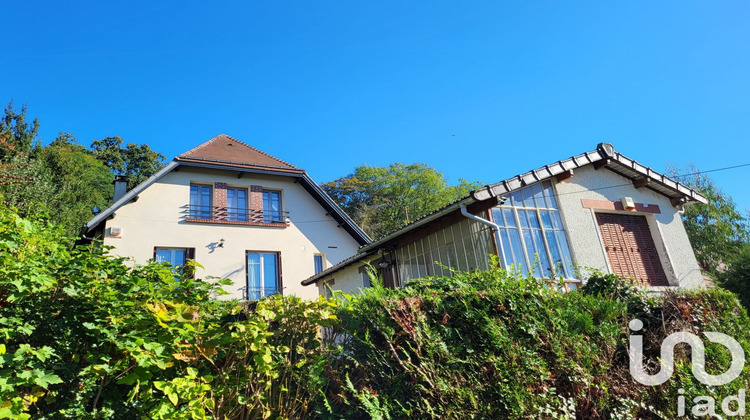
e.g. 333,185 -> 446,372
596,213 -> 668,286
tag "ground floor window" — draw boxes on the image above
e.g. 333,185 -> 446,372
154,247 -> 195,278
246,252 -> 281,300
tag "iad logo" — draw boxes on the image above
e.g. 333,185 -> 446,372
628,319 -> 747,417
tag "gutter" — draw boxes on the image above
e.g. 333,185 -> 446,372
459,203 -> 508,270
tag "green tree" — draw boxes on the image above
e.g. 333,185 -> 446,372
0,101 -> 40,160
0,103 -> 54,215
91,136 -> 166,190
40,133 -> 113,237
668,165 -> 749,274
323,163 -> 481,239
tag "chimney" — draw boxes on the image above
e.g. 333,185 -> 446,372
113,175 -> 128,202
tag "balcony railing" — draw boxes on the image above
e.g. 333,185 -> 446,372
185,205 -> 289,224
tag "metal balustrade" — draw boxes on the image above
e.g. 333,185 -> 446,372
185,205 -> 288,224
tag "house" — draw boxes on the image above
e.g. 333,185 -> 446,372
82,134 -> 371,300
302,143 -> 707,295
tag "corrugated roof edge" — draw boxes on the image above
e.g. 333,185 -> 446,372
473,143 -> 707,204
301,250 -> 377,286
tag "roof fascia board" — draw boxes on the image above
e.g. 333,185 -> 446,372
359,197 -> 476,254
474,146 -> 706,204
301,251 -> 376,286
297,173 -> 372,245
176,159 -> 305,177
83,161 -> 180,232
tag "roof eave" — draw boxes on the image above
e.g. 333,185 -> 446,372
83,161 -> 180,233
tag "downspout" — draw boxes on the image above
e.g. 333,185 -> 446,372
459,204 -> 508,270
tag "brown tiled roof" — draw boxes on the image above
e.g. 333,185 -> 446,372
175,134 -> 302,173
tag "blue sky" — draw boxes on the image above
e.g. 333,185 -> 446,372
4,1 -> 750,212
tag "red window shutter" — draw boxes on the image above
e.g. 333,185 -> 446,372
596,213 -> 668,286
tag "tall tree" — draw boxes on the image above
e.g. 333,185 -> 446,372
323,163 -> 481,239
91,136 -> 166,189
40,133 -> 113,236
668,164 -> 749,274
0,101 -> 40,160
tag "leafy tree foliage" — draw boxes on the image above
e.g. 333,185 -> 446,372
668,165 -> 749,274
323,163 -> 481,239
0,101 -> 40,160
91,136 -> 166,190
0,203 -> 337,418
39,133 -> 113,236
717,244 -> 750,311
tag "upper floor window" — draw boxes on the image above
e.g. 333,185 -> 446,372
189,184 -> 212,219
263,190 -> 283,223
247,251 -> 280,300
492,180 -> 575,279
227,187 -> 248,222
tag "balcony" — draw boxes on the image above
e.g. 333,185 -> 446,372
184,205 -> 289,227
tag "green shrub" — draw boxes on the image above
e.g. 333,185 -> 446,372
324,266 -> 750,419
0,203 -> 337,419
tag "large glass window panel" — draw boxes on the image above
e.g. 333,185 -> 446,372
494,181 -> 574,280
532,183 -> 545,208
532,229 -> 552,276
527,211 -> 540,229
503,208 -> 516,227
522,188 -> 535,208
556,231 -> 576,277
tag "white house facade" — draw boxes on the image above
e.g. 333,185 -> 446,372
303,143 -> 707,295
83,134 -> 370,301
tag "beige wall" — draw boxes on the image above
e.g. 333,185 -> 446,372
316,257 -> 378,297
102,166 -> 361,300
554,165 -> 703,288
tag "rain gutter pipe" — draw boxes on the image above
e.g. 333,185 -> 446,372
459,203 -> 508,270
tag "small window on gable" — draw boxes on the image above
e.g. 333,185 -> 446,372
314,254 -> 325,274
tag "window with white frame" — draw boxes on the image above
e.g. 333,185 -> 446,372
313,254 -> 325,275
491,180 -> 575,279
246,252 -> 280,300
